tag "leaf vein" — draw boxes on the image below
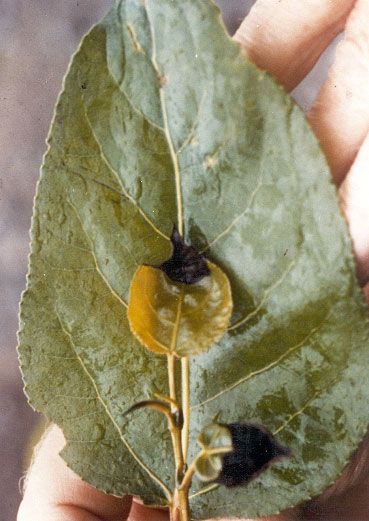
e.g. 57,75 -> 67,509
55,308 -> 171,501
67,199 -> 128,309
228,259 -> 296,331
81,100 -> 169,241
177,90 -> 207,155
201,174 -> 263,252
171,287 -> 185,354
273,377 -> 338,436
65,167 -> 128,199
192,320 -> 327,410
144,1 -> 184,235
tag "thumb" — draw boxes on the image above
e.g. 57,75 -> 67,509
18,424 -> 132,521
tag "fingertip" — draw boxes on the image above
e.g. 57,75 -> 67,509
309,0 -> 369,184
339,131 -> 369,284
233,0 -> 354,91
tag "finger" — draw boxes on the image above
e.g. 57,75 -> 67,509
233,0 -> 354,91
364,281 -> 369,303
129,500 -> 169,520
309,0 -> 369,184
339,130 -> 369,284
18,424 -> 132,521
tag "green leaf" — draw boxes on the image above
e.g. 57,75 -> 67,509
127,262 -> 232,357
18,0 -> 369,519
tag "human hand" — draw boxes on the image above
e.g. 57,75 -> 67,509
18,1 -> 369,519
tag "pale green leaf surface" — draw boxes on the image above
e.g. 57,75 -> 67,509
18,0 -> 369,518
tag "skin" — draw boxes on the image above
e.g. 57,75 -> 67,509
18,1 -> 369,519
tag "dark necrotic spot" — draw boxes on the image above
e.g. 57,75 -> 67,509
156,226 -> 210,285
217,423 -> 292,488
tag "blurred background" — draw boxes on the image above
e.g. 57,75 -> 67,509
0,1 -> 338,519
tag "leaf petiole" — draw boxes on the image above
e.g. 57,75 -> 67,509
122,399 -> 178,431
154,392 -> 181,411
181,357 -> 190,464
167,354 -> 185,483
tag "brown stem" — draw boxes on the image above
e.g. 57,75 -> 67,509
167,355 -> 191,521
167,354 -> 185,480
171,487 -> 191,521
181,356 -> 190,464
170,458 -> 198,521
167,354 -> 177,410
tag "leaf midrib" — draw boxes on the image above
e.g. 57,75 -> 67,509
144,2 -> 184,236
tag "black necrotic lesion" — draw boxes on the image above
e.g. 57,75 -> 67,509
217,423 -> 292,488
156,226 -> 210,285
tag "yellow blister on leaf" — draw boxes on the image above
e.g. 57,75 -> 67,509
127,261 -> 232,357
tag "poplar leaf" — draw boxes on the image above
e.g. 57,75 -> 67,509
18,0 -> 369,519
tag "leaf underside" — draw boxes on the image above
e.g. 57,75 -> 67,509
18,0 -> 369,519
